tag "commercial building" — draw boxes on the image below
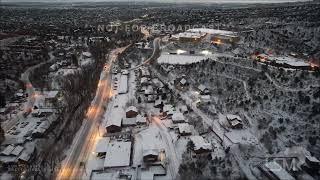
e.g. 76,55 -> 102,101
171,31 -> 207,43
118,75 -> 128,94
94,137 -> 110,157
104,141 -> 132,168
211,34 -> 240,45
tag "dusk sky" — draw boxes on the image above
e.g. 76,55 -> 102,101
2,0 -> 313,3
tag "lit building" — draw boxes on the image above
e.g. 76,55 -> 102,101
171,32 -> 207,43
211,34 -> 240,45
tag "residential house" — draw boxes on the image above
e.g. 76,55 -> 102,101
126,106 -> 138,118
171,112 -> 186,123
226,114 -> 243,129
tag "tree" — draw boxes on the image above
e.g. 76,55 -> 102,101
187,140 -> 195,153
71,54 -> 79,67
0,94 -> 5,108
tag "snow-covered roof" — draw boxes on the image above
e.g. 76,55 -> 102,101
230,120 -> 242,127
141,171 -> 154,180
225,130 -> 258,145
180,78 -> 187,85
306,155 -> 320,163
10,146 -> 24,156
180,105 -> 188,113
126,106 -> 138,113
18,152 -> 31,162
143,149 -> 159,157
122,118 -> 136,126
94,137 -> 110,153
82,51 -> 92,58
105,108 -> 124,128
1,145 -> 15,156
118,75 -> 128,94
136,114 -> 147,124
187,28 -> 235,36
91,172 -> 124,180
172,112 -> 185,122
264,161 -> 295,180
152,78 -> 163,87
190,136 -> 212,151
21,143 -> 35,161
163,104 -> 174,112
226,114 -> 242,121
178,123 -> 192,134
104,141 -> 132,168
140,127 -> 161,153
172,31 -> 206,39
201,95 -> 211,101
158,54 -> 208,65
268,56 -> 309,67
198,84 -> 207,92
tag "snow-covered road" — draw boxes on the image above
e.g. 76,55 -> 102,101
56,46 -> 130,180
152,117 -> 180,179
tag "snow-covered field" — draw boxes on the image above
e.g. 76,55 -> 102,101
158,54 -> 209,65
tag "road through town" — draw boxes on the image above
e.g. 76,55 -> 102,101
56,46 -> 129,180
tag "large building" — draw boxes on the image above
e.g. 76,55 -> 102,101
186,28 -> 240,45
103,141 -> 132,168
171,31 -> 207,43
211,34 -> 240,45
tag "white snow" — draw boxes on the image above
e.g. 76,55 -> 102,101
158,54 -> 209,65
105,107 -> 124,128
172,112 -> 186,123
94,137 -> 110,154
225,129 -> 259,146
187,28 -> 236,35
268,56 -> 310,67
264,161 -> 295,180
177,123 -> 192,135
172,31 -> 206,39
118,75 -> 128,94
103,141 -> 132,168
189,136 -> 212,151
